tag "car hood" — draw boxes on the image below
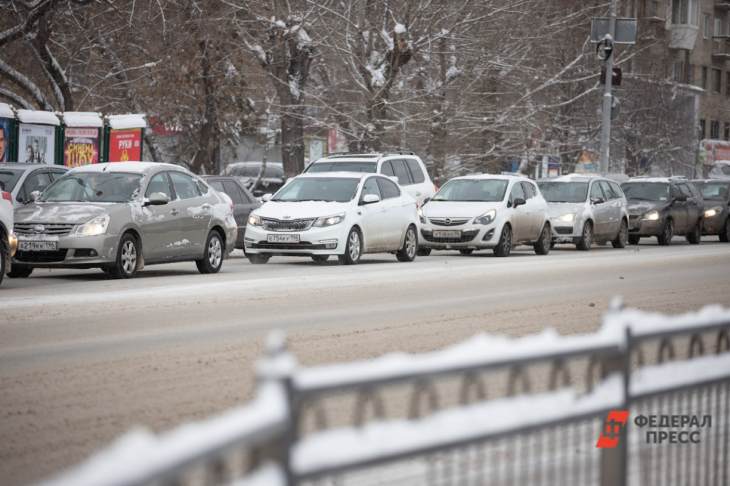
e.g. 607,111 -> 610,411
15,202 -> 116,225
546,202 -> 585,218
255,200 -> 351,219
626,200 -> 665,215
703,199 -> 727,210
422,201 -> 501,218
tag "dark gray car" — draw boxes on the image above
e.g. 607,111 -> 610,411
0,163 -> 68,206
692,179 -> 730,242
11,162 -> 237,278
203,176 -> 260,249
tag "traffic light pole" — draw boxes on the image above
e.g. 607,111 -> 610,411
599,0 -> 617,175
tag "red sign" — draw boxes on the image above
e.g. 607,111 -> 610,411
64,128 -> 100,168
596,410 -> 630,449
109,129 -> 142,162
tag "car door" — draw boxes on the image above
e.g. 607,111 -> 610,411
589,181 -> 610,237
680,182 -> 702,229
404,158 -> 429,204
376,176 -> 409,249
358,176 -> 386,250
520,182 -> 541,239
169,171 -> 209,257
599,181 -> 621,236
508,182 -> 529,242
140,171 -> 179,261
222,180 -> 252,245
669,183 -> 688,233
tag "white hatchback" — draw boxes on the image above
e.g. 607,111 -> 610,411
244,172 -> 419,265
418,174 -> 552,257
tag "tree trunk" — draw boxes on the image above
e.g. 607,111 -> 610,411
280,107 -> 305,178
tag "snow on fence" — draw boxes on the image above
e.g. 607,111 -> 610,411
43,299 -> 730,486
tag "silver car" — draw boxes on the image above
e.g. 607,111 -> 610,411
11,162 -> 237,278
537,174 -> 629,250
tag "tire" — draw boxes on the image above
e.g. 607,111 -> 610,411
657,219 -> 673,246
459,249 -> 474,255
247,253 -> 270,264
533,223 -> 551,255
311,255 -> 329,263
576,221 -> 593,251
107,233 -> 139,278
720,219 -> 730,243
686,219 -> 702,245
338,227 -> 362,265
628,235 -> 640,245
612,219 -> 628,249
196,230 -> 224,274
8,264 -> 33,278
416,247 -> 432,256
396,225 -> 418,262
493,224 -> 512,257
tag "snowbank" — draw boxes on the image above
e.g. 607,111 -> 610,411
16,109 -> 60,126
602,304 -> 730,339
107,114 -> 147,130
62,112 -> 103,127
0,102 -> 13,118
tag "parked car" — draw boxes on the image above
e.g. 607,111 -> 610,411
10,162 -> 237,279
203,176 -> 261,249
0,183 -> 18,286
708,160 -> 730,180
621,177 -> 704,245
418,174 -> 552,257
244,172 -> 418,265
692,179 -> 730,242
222,161 -> 286,197
538,174 -> 628,250
0,163 -> 68,206
304,152 -> 437,206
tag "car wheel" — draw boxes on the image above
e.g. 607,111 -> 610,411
657,219 -> 673,246
196,230 -> 224,274
686,219 -> 702,245
459,249 -> 474,255
247,253 -> 270,264
338,227 -> 362,265
493,224 -> 512,257
108,233 -> 139,279
612,219 -> 628,248
576,221 -> 593,251
720,218 -> 730,243
628,235 -> 640,245
311,255 -> 329,263
396,225 -> 418,262
416,247 -> 432,256
533,223 -> 551,255
7,264 -> 33,278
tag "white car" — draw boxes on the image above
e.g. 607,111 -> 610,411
244,172 -> 419,265
418,174 -> 552,257
304,152 -> 437,206
0,185 -> 18,286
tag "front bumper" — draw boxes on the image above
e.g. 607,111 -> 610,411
628,215 -> 661,236
419,223 -> 498,250
702,213 -> 727,235
8,231 -> 17,257
549,218 -> 579,243
13,233 -> 120,268
243,224 -> 347,256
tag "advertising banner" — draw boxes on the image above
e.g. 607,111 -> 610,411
18,123 -> 55,165
64,127 -> 99,167
108,128 -> 142,162
0,117 -> 10,162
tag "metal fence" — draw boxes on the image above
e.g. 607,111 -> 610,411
43,300 -> 730,486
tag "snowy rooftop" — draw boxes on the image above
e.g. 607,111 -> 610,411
0,102 -> 14,119
107,114 -> 147,129
16,109 -> 60,126
62,112 -> 103,128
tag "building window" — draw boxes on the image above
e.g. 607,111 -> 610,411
715,17 -> 724,36
726,72 -> 730,96
702,66 -> 708,89
711,120 -> 721,139
725,123 -> 730,141
714,69 -> 722,92
672,0 -> 698,25
673,60 -> 687,82
700,119 -> 706,139
704,14 -> 712,39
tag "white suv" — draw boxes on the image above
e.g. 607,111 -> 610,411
0,186 -> 18,286
305,152 -> 436,206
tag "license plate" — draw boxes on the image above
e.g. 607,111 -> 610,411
433,230 -> 461,239
267,234 -> 300,243
19,240 -> 58,251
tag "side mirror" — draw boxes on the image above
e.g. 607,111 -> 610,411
30,190 -> 42,202
361,193 -> 381,205
261,193 -> 272,202
512,197 -> 526,208
591,197 -> 604,205
423,196 -> 431,205
144,192 -> 170,206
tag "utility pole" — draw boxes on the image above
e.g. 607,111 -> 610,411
599,0 -> 617,175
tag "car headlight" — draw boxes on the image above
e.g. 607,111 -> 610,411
417,207 -> 427,224
704,207 -> 722,218
248,213 -> 262,226
73,214 -> 110,237
558,213 -> 575,223
473,209 -> 496,225
313,213 -> 345,227
642,210 -> 660,221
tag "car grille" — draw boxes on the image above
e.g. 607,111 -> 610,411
14,223 -> 75,237
555,226 -> 573,235
428,217 -> 471,226
261,218 -> 315,232
15,249 -> 68,263
421,229 -> 478,243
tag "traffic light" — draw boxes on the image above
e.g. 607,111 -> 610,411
600,67 -> 622,86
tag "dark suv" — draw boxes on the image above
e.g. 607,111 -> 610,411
692,179 -> 730,242
621,177 -> 704,245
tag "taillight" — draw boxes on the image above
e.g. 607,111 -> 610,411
1,191 -> 10,202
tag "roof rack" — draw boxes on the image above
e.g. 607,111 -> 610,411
323,151 -> 417,158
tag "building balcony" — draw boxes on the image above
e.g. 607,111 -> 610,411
712,36 -> 730,61
669,24 -> 699,50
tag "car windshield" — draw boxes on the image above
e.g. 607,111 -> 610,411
698,182 -> 729,200
224,163 -> 283,178
432,179 -> 508,202
306,161 -> 378,173
41,172 -> 143,203
621,182 -> 670,202
272,177 -> 359,202
0,168 -> 24,192
538,181 -> 589,203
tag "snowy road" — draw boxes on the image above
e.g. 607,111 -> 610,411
1,238 -> 730,484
